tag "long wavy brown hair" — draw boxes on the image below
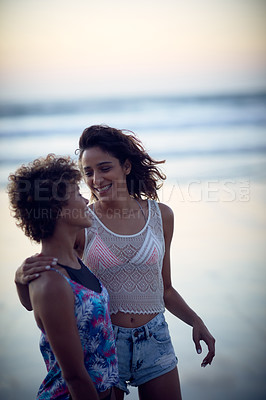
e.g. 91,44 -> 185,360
78,125 -> 166,201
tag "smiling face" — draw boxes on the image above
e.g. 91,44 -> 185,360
81,146 -> 131,202
59,184 -> 91,229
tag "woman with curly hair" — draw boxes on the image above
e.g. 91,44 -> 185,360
8,154 -> 118,400
14,126 -> 215,400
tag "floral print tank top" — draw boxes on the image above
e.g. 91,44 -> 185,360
37,268 -> 118,399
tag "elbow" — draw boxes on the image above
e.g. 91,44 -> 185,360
63,370 -> 97,398
62,368 -> 87,386
18,296 -> 33,311
63,370 -> 80,384
63,372 -> 83,391
163,285 -> 173,309
64,374 -> 79,387
24,304 -> 33,311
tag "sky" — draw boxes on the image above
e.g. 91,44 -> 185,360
0,0 -> 266,101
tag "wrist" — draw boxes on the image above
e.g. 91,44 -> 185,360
191,313 -> 203,327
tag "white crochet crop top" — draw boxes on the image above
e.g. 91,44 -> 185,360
83,200 -> 165,315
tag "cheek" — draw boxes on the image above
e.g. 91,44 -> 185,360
84,178 -> 98,196
84,176 -> 93,188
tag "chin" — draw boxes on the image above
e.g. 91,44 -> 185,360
97,191 -> 113,201
98,194 -> 112,201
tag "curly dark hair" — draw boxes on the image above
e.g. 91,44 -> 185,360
77,125 -> 166,201
7,154 -> 82,243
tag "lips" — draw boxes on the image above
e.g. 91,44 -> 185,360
95,184 -> 112,194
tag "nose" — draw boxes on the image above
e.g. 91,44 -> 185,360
92,170 -> 103,186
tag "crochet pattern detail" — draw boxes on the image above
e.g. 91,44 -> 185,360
84,200 -> 165,315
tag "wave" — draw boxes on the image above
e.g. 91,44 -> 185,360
1,145 -> 265,168
1,91 -> 265,116
159,146 -> 266,158
1,91 -> 265,185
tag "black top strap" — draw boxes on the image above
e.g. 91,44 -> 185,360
57,258 -> 101,293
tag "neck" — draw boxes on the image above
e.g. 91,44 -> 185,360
97,196 -> 137,211
41,227 -> 79,268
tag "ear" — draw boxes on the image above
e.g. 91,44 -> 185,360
123,160 -> 131,175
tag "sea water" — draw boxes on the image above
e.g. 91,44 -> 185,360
1,92 -> 266,186
0,92 -> 265,400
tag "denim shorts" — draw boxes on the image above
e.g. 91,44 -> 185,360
112,313 -> 178,395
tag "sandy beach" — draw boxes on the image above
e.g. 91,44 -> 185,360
1,180 -> 265,400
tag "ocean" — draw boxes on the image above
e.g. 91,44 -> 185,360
1,91 -> 266,400
1,91 -> 266,186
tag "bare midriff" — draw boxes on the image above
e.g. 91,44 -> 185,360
111,311 -> 158,328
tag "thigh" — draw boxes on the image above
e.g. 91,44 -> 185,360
112,326 -> 131,395
138,367 -> 182,400
132,314 -> 177,388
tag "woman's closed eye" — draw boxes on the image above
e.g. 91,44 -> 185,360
85,167 -> 111,176
85,171 -> 93,177
101,167 -> 111,173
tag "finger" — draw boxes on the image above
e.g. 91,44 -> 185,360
201,357 -> 213,368
25,255 -> 57,265
25,260 -> 57,269
193,333 -> 202,355
23,257 -> 58,272
201,349 -> 215,367
196,345 -> 202,355
205,337 -> 216,360
201,356 -> 210,367
25,273 -> 41,283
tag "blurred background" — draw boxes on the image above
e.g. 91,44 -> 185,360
0,0 -> 265,399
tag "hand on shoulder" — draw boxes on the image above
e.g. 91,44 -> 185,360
15,254 -> 58,285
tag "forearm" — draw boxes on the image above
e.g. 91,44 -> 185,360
15,282 -> 33,311
164,286 -> 202,327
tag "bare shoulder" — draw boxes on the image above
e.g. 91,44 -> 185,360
158,202 -> 174,242
29,270 -> 74,331
158,202 -> 174,222
29,269 -> 71,302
